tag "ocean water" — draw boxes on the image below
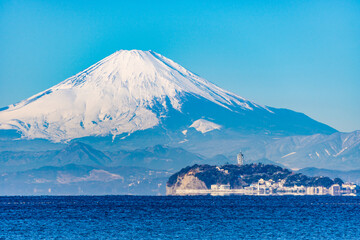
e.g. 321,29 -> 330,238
1,196 -> 360,239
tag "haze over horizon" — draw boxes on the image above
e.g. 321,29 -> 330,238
1,0 -> 359,132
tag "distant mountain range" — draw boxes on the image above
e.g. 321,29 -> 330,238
177,130 -> 360,171
0,140 -> 358,196
0,50 -> 358,195
298,167 -> 360,184
0,164 -> 171,196
0,142 -> 229,173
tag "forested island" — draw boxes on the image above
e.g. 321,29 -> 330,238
166,163 -> 358,196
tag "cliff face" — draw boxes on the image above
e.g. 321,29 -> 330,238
166,166 -> 208,195
166,174 -> 207,195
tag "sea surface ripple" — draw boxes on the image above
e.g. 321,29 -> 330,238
1,195 -> 360,239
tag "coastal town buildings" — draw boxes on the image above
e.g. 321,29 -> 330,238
175,179 -> 358,196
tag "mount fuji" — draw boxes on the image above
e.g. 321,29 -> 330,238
0,50 -> 336,142
1,50 -> 360,195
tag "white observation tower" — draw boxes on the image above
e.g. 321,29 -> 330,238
237,151 -> 244,166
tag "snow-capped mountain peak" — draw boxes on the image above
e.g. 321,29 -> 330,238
0,50 -> 335,142
0,50 -> 261,141
54,49 -> 255,110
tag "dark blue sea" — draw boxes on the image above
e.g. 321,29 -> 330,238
1,195 -> 360,239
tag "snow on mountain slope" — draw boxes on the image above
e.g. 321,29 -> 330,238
265,130 -> 360,170
0,50 -> 337,142
0,50 -> 267,142
189,119 -> 221,133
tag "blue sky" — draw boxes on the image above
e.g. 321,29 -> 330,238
0,0 -> 359,132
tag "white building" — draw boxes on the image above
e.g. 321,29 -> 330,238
330,184 -> 341,195
237,152 -> 244,165
211,184 -> 231,190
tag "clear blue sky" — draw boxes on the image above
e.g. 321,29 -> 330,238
1,0 -> 359,132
